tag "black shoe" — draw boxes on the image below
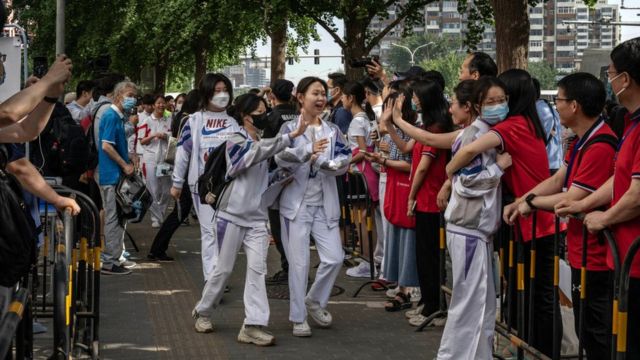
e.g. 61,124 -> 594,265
101,264 -> 131,275
147,253 -> 175,262
266,270 -> 288,284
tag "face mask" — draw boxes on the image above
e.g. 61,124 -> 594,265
327,91 -> 333,103
608,72 -> 628,97
175,103 -> 183,112
122,96 -> 136,113
411,100 -> 418,112
481,102 -> 509,125
250,113 -> 269,130
210,92 -> 230,108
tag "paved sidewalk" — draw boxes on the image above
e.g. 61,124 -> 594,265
34,218 -> 443,359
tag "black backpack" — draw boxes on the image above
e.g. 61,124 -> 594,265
36,103 -> 90,177
0,146 -> 37,287
84,101 -> 111,171
197,138 -> 240,210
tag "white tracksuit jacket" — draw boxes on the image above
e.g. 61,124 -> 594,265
275,118 -> 351,226
172,110 -> 241,192
215,129 -> 294,226
444,118 -> 503,239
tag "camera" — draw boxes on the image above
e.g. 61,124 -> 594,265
349,55 -> 379,68
33,56 -> 48,78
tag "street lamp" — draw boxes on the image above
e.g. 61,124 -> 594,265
391,42 -> 435,66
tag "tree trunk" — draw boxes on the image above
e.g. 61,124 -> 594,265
194,39 -> 208,87
270,16 -> 287,84
154,53 -> 168,94
343,16 -> 368,81
492,0 -> 530,72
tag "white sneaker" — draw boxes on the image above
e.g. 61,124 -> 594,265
119,259 -> 137,269
237,324 -> 275,346
410,287 -> 422,303
408,314 -> 428,327
305,300 -> 332,328
405,304 -> 424,319
346,261 -> 372,278
386,287 -> 400,298
192,309 -> 214,333
152,221 -> 161,228
292,320 -> 312,337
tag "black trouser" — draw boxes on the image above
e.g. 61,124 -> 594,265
268,208 -> 288,272
627,277 -> 640,359
415,211 -> 440,316
570,268 -> 612,360
505,234 -> 561,357
149,185 -> 192,256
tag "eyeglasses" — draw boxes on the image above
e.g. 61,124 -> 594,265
552,95 -> 573,104
606,70 -> 618,77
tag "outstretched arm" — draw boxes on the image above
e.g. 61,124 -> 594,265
446,131 -> 501,177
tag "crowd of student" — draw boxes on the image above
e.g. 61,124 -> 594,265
0,12 -> 639,356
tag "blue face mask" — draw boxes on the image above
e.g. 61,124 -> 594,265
411,100 -> 418,112
122,96 -> 136,113
481,102 -> 509,125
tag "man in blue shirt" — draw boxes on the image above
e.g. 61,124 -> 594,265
98,81 -> 137,275
327,73 -> 352,135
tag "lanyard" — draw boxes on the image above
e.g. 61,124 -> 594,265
563,120 -> 604,190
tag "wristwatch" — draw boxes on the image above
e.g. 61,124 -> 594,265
525,194 -> 537,210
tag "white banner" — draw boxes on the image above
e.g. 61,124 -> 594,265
0,36 -> 22,102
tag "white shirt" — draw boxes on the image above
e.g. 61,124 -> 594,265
141,113 -> 172,163
347,112 -> 372,151
66,100 -> 89,124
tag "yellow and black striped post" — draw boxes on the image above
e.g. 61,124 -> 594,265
528,211 -> 538,345
516,221 -> 525,360
616,236 -> 640,360
578,225 -> 588,360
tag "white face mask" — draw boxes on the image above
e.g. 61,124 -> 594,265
210,92 -> 230,108
608,72 -> 627,97
175,103 -> 183,112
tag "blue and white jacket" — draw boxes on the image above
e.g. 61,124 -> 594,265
216,129 -> 294,227
275,117 -> 351,227
445,118 -> 503,240
172,110 -> 240,192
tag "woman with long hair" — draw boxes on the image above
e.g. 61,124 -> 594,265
171,73 -> 240,282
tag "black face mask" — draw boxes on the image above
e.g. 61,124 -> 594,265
250,113 -> 268,130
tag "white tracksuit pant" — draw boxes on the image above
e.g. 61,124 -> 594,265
281,204 -> 344,323
194,217 -> 270,325
143,161 -> 172,224
192,192 -> 217,280
437,229 -> 496,360
375,172 -> 389,275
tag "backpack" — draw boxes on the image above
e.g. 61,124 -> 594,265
197,138 -> 239,210
575,133 -> 618,169
115,172 -> 153,223
0,145 -> 37,287
36,103 -> 90,177
81,101 -> 111,171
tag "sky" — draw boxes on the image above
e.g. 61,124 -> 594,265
254,1 -> 640,84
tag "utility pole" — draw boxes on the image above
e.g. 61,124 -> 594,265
55,0 -> 65,55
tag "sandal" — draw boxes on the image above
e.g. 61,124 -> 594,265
384,292 -> 412,312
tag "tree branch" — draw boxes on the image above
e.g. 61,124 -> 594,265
365,0 -> 434,53
309,14 -> 347,49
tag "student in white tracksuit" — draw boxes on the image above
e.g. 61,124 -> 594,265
140,95 -> 172,227
171,73 -> 240,281
275,77 -> 351,337
437,78 -> 512,360
192,93 -> 315,346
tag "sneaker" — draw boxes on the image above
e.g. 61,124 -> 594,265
237,324 -> 275,346
152,221 -> 161,228
101,264 -> 131,275
346,261 -> 372,278
386,287 -> 400,299
192,309 -> 214,333
305,300 -> 332,328
266,270 -> 288,284
408,314 -> 428,327
410,287 -> 422,303
292,320 -> 312,337
405,304 -> 425,319
147,253 -> 175,262
122,250 -> 131,259
119,259 -> 137,269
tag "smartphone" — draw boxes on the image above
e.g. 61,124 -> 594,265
33,56 -> 47,78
